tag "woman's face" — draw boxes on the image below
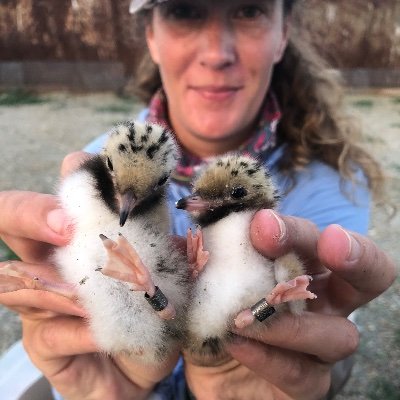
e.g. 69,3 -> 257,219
146,0 -> 289,156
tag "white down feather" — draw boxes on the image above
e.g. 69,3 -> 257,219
54,170 -> 187,364
188,210 -> 276,341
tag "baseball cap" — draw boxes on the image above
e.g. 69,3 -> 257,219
129,0 -> 168,14
129,0 -> 296,14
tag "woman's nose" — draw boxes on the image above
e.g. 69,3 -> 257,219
198,17 -> 237,70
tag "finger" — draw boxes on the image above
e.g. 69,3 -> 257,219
1,233 -> 54,263
115,350 -> 180,389
227,338 -> 331,400
22,316 -> 98,361
318,224 -> 397,304
250,209 -> 324,274
0,289 -> 85,317
0,191 -> 73,254
60,151 -> 91,178
231,311 -> 359,363
0,260 -> 86,317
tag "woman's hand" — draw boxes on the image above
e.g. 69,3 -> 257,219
0,152 -> 89,264
0,152 -> 179,400
183,210 -> 396,400
0,261 -> 178,399
220,210 -> 396,400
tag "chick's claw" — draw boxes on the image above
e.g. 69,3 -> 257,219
266,275 -> 317,305
0,262 -> 76,299
187,227 -> 209,279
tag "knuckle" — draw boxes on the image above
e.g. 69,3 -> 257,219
292,313 -> 304,339
283,357 -> 305,387
341,321 -> 360,357
311,373 -> 331,400
295,363 -> 331,400
37,319 -> 60,354
284,313 -> 304,343
21,320 -> 45,362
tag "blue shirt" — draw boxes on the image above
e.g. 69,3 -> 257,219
82,123 -> 370,400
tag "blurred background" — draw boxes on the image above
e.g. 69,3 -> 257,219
0,0 -> 399,90
0,1 -> 399,399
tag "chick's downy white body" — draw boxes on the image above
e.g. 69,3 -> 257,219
188,210 -> 275,341
177,155 -> 315,356
54,121 -> 189,364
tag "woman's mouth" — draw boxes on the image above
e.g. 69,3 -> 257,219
189,85 -> 243,101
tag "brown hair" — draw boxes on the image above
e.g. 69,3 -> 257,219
271,34 -> 384,200
131,1 -> 384,200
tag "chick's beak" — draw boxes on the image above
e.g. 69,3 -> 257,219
119,190 -> 137,227
176,194 -> 220,212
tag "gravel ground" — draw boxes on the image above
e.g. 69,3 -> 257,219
0,89 -> 399,399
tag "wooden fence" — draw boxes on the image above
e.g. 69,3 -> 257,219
0,0 -> 399,89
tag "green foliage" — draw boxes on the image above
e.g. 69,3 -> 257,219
390,163 -> 400,173
352,99 -> 374,108
0,240 -> 19,262
95,104 -> 134,114
95,95 -> 137,114
367,377 -> 400,400
391,97 -> 400,105
0,89 -> 48,106
394,328 -> 400,348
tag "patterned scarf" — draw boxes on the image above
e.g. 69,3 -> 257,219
146,89 -> 281,184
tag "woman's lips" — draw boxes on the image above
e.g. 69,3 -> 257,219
189,85 -> 243,101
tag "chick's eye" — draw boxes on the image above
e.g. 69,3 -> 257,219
231,186 -> 248,199
107,157 -> 113,171
158,175 -> 169,186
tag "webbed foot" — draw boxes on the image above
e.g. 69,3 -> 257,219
234,275 -> 316,329
99,233 -> 176,320
187,227 -> 209,279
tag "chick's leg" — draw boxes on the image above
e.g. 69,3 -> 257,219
99,233 -> 176,320
187,227 -> 209,279
0,261 -> 76,299
234,254 -> 316,329
269,253 -> 316,311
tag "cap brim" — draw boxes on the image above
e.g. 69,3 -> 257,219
129,0 -> 168,14
129,0 -> 149,14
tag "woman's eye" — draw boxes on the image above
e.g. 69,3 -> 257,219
235,6 -> 263,20
160,2 -> 203,21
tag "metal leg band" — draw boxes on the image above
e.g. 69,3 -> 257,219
145,286 -> 168,311
251,298 -> 276,322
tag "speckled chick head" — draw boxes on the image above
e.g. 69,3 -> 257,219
102,121 -> 178,201
193,154 -> 279,211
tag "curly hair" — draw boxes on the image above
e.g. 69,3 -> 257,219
131,0 -> 384,200
271,34 -> 384,200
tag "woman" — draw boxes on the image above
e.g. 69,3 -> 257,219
0,0 -> 396,399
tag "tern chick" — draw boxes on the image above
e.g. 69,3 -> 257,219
54,121 -> 189,364
176,155 -> 315,361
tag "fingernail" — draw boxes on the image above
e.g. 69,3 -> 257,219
234,309 -> 255,329
337,225 -> 363,262
267,210 -> 286,242
47,209 -> 73,236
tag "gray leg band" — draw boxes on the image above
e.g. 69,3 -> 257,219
251,298 -> 276,322
145,286 -> 168,311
